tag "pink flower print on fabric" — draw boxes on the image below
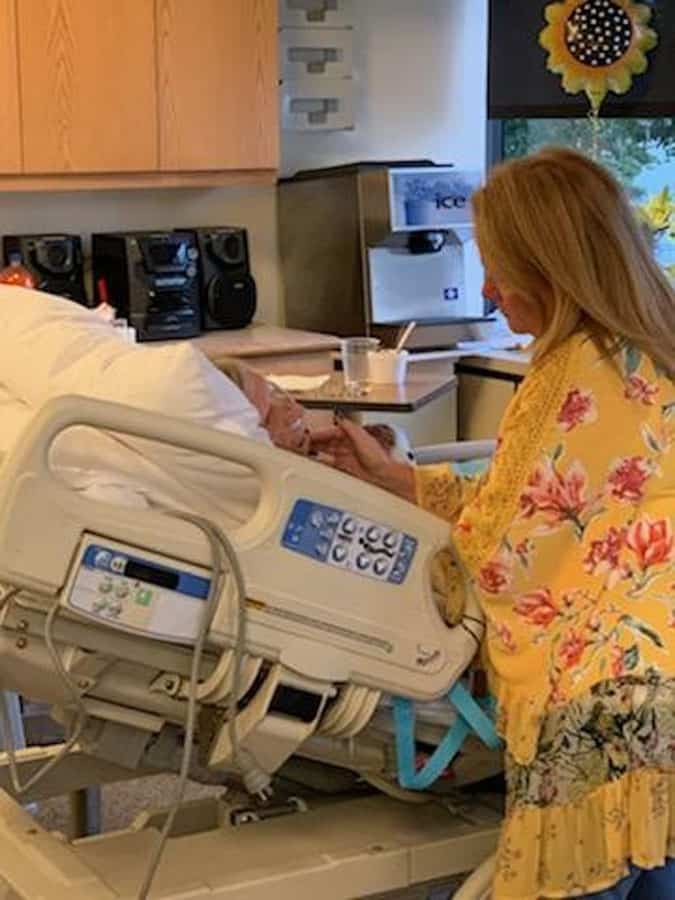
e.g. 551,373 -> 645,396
607,456 -> 653,504
514,538 -> 535,568
558,629 -> 587,670
625,515 -> 674,572
514,588 -> 560,628
479,555 -> 513,595
520,459 -> 590,536
610,642 -> 626,678
494,621 -> 517,654
557,387 -> 597,432
625,373 -> 660,406
583,526 -> 629,588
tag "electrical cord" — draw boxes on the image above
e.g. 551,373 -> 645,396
0,593 -> 89,797
212,522 -> 272,800
446,534 -> 486,650
136,510 -> 260,900
168,513 -> 269,795
0,512 -> 257,900
135,511 -> 225,900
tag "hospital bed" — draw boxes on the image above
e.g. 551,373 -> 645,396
0,395 -> 498,900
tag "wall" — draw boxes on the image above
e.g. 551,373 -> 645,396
0,184 -> 283,324
0,0 -> 488,330
282,0 -> 488,177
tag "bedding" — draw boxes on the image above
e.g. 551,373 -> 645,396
0,287 -> 271,525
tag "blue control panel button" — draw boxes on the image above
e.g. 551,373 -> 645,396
94,550 -> 112,570
282,500 -> 417,585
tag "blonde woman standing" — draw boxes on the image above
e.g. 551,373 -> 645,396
312,148 -> 675,899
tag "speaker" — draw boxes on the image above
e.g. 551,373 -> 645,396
190,227 -> 257,330
2,233 -> 87,304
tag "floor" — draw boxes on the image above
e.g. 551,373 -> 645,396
19,707 -> 485,898
32,774 -> 223,836
30,780 -> 470,899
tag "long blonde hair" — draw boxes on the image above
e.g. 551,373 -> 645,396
472,147 -> 675,377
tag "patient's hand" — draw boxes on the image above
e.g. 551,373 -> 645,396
237,366 -> 312,455
265,389 -> 312,455
310,418 -> 416,502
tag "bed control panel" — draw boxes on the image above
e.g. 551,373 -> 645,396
63,534 -> 211,644
281,500 -> 417,585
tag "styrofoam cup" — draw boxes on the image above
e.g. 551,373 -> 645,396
367,349 -> 409,384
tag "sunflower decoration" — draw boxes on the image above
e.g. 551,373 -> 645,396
540,0 -> 658,113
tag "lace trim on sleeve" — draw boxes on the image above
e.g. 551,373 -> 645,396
454,336 -> 579,575
415,465 -> 486,523
415,464 -> 464,521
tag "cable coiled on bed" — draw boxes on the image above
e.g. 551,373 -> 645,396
137,509 -> 263,900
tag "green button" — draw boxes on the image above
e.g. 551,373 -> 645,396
136,589 -> 153,607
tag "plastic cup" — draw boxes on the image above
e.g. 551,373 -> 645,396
368,349 -> 409,384
340,337 -> 380,390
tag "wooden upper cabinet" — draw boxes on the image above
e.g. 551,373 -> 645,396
18,0 -> 158,173
157,0 -> 279,172
0,0 -> 21,173
0,0 -> 278,185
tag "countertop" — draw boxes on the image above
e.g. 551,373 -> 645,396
454,348 -> 531,378
176,323 -> 341,360
163,324 -> 531,380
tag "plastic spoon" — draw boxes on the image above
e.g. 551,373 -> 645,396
395,320 -> 417,352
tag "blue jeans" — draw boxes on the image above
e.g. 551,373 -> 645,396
579,858 -> 675,899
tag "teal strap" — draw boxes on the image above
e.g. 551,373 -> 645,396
448,680 -> 501,749
392,681 -> 501,791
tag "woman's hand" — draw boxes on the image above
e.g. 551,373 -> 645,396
310,417 -> 416,502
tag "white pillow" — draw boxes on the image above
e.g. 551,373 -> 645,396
0,286 -> 270,526
0,386 -> 33,457
0,286 -> 266,436
0,287 -> 118,405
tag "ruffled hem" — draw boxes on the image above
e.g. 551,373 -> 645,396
493,768 -> 675,899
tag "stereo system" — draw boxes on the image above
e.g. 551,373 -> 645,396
190,227 -> 257,331
1,226 -> 257,341
92,231 -> 202,342
2,234 -> 87,304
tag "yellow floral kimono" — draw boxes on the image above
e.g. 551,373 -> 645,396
416,332 -> 675,899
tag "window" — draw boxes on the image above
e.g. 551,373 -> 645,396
501,118 -> 675,278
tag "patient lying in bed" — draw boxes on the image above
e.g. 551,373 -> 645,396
0,286 -> 410,530
0,284 -> 473,621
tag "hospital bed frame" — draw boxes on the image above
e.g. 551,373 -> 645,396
0,398 -> 497,900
